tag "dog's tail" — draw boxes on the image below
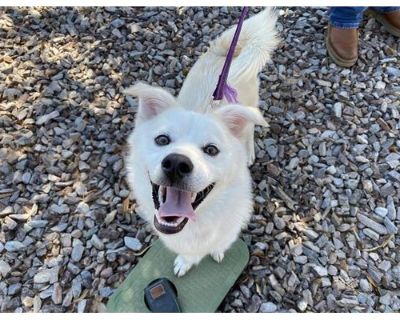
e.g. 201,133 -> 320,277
209,8 -> 279,82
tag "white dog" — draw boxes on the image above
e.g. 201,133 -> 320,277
125,8 -> 278,276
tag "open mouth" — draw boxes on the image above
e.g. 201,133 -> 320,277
151,182 -> 215,235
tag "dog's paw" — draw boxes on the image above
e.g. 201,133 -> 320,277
173,256 -> 193,277
211,251 -> 225,263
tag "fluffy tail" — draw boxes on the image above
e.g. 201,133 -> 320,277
177,8 -> 279,111
209,8 -> 279,82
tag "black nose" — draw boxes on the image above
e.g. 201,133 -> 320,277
161,153 -> 193,182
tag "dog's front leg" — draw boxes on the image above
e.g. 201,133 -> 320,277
173,254 -> 203,277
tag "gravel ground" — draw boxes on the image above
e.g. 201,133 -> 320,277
0,6 -> 399,313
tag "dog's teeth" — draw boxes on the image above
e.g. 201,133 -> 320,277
161,220 -> 177,227
158,186 -> 164,204
191,192 -> 197,202
156,211 -> 185,228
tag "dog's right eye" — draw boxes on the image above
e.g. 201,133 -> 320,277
154,135 -> 170,146
203,144 -> 219,156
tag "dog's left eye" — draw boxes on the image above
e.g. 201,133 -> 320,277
203,144 -> 219,156
155,135 -> 170,146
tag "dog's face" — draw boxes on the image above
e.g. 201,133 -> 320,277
126,83 -> 267,235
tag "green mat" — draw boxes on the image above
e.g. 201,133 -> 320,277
107,238 -> 249,313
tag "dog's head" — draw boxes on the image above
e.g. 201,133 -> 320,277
125,83 -> 267,235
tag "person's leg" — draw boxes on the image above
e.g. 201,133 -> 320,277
329,7 -> 367,29
372,7 -> 400,13
369,7 -> 400,37
326,7 -> 368,67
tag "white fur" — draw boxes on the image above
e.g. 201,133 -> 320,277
125,8 -> 278,276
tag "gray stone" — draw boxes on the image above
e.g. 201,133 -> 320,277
375,81 -> 386,90
363,228 -> 380,241
388,170 -> 400,182
62,290 -> 73,308
266,145 -> 278,158
39,287 -> 54,299
387,196 -> 396,220
380,293 -> 391,305
328,265 -> 338,276
0,260 -> 11,277
383,217 -> 398,234
28,220 -> 48,228
338,297 -> 359,307
273,216 -> 286,230
297,299 -> 308,312
36,111 -> 60,125
357,214 -> 388,235
385,153 -> 400,164
363,180 -> 373,193
99,287 -> 113,298
294,256 -> 308,264
119,189 -> 130,198
315,79 -> 331,87
71,243 -> 84,262
34,267 -> 59,284
259,302 -> 278,313
52,282 -> 63,304
111,18 -> 125,28
22,171 -> 31,184
50,203 -> 70,214
321,277 -> 331,287
356,135 -> 369,144
5,241 -> 26,252
333,102 -> 342,117
62,150 -> 73,158
274,266 -> 286,279
0,206 -> 13,217
368,265 -> 383,284
386,67 -> 400,77
76,202 -> 89,214
326,165 -> 337,175
359,279 -> 372,293
67,262 -> 80,275
311,265 -> 328,277
287,157 -> 299,170
124,237 -> 143,251
91,234 -> 104,250
303,228 -> 319,240
113,159 -> 123,172
112,28 -> 122,38
308,155 -> 319,165
378,260 -> 391,272
374,207 -> 388,217
72,276 -> 82,298
4,217 -> 17,230
77,299 -> 87,313
7,283 -> 22,296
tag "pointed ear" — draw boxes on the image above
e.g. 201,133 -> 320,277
214,104 -> 268,137
124,82 -> 176,122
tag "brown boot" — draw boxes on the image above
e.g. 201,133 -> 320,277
326,25 -> 358,67
367,10 -> 400,37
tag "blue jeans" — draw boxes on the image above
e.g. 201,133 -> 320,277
329,7 -> 400,29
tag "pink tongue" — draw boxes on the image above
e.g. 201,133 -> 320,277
158,187 -> 195,220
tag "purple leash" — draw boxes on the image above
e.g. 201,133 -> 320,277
212,7 -> 249,104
